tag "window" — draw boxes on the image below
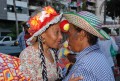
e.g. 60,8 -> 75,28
7,5 -> 23,13
7,5 -> 14,12
3,38 -> 10,41
16,6 -> 22,13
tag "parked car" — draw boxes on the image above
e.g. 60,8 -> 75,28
0,36 -> 16,46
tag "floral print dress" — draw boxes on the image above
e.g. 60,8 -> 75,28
19,46 -> 58,81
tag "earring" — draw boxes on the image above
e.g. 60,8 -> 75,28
42,39 -> 45,44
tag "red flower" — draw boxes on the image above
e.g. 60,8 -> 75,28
28,15 -> 42,35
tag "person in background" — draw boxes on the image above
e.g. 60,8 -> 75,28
112,29 -> 120,71
98,27 -> 118,71
17,22 -> 31,51
19,6 -> 82,81
63,11 -> 115,81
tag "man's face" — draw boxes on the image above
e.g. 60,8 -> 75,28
67,24 -> 81,52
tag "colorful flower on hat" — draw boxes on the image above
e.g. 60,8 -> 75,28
28,15 -> 42,35
43,6 -> 57,15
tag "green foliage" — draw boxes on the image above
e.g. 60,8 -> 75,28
106,0 -> 120,20
82,1 -> 87,10
0,20 -> 22,39
7,23 -> 22,39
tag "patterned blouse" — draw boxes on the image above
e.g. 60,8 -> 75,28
19,46 -> 58,81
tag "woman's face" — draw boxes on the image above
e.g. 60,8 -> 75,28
42,22 -> 63,49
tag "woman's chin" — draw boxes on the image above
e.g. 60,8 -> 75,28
51,45 -> 59,49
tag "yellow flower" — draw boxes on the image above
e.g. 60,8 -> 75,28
44,6 -> 57,15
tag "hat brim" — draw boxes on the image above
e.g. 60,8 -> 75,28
63,12 -> 110,39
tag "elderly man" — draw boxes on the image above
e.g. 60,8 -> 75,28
63,11 -> 115,81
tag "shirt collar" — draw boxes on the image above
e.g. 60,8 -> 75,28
76,44 -> 100,61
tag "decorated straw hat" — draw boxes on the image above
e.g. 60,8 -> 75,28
26,6 -> 63,45
63,11 -> 110,39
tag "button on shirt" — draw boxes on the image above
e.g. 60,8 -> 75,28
63,44 -> 115,81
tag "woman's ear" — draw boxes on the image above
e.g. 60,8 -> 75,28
40,33 -> 46,44
41,32 -> 46,38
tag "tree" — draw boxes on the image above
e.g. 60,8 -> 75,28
13,0 -> 19,38
106,0 -> 120,20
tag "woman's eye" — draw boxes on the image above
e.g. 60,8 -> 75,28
56,31 -> 59,35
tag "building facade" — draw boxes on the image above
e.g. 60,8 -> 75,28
0,0 -> 29,21
0,0 -> 29,37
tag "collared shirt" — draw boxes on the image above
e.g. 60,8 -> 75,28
63,44 -> 115,81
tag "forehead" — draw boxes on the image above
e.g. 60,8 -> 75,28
46,22 -> 60,31
69,23 -> 76,32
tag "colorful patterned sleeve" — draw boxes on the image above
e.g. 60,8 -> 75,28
19,48 -> 38,81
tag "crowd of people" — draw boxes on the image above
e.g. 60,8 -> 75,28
0,6 -> 120,81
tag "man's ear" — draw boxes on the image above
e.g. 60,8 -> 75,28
77,30 -> 86,41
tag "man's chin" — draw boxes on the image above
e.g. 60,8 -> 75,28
70,48 -> 78,53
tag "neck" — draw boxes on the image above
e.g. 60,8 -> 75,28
81,42 -> 90,50
33,42 -> 50,54
33,42 -> 54,63
43,43 -> 50,54
79,39 -> 90,52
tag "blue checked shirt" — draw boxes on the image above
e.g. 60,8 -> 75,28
63,44 -> 115,81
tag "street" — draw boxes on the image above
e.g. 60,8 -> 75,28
0,45 -> 21,57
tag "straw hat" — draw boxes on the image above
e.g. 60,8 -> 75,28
26,6 -> 63,45
63,11 -> 110,39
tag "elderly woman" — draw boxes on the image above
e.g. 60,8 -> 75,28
19,6 -> 82,81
